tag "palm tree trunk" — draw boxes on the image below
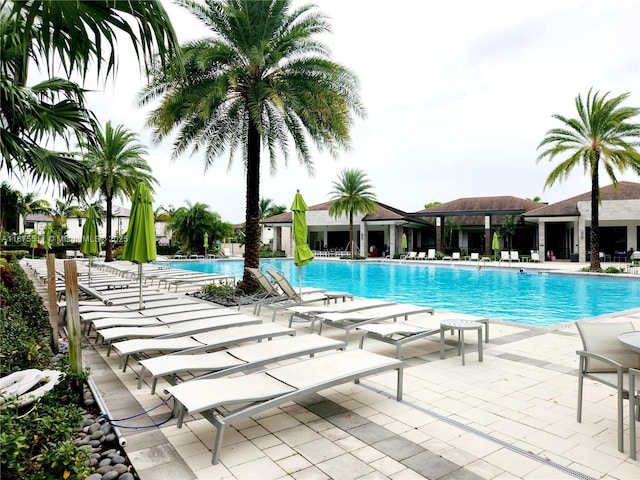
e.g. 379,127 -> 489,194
239,118 -> 261,292
349,209 -> 354,259
106,196 -> 113,262
589,159 -> 600,270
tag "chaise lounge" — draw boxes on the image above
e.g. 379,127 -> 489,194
111,323 -> 296,372
316,303 -> 435,340
167,349 -> 404,465
137,334 -> 346,393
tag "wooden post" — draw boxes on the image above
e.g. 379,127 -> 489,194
64,260 -> 82,375
46,254 -> 59,353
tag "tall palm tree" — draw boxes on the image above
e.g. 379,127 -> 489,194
1,0 -> 181,192
328,169 -> 377,259
80,122 -> 156,262
537,89 -> 640,270
140,0 -> 365,291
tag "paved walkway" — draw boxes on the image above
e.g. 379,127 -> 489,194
29,259 -> 640,479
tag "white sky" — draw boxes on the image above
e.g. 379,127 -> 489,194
5,0 -> 640,223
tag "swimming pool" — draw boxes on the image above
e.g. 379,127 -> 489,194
164,259 -> 640,327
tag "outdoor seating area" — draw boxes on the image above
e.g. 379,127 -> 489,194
21,258 -> 640,478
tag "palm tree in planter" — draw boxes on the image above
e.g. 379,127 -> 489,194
80,122 -> 157,262
537,89 -> 640,270
139,0 -> 365,291
329,168 -> 377,259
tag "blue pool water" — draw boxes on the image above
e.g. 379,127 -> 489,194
164,259 -> 640,327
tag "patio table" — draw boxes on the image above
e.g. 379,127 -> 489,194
440,319 -> 483,365
618,331 -> 640,353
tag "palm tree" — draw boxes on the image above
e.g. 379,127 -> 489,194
17,192 -> 51,233
328,169 -> 377,259
140,0 -> 365,291
167,201 -> 233,254
49,198 -> 82,246
1,13 -> 96,193
498,214 -> 517,254
259,198 -> 287,220
80,121 -> 156,262
1,0 -> 181,192
537,89 -> 640,270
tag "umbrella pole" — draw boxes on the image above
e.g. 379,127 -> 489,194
88,256 -> 91,286
298,266 -> 302,297
138,264 -> 143,310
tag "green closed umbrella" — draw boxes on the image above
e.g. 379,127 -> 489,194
80,206 -> 101,284
29,229 -> 38,258
203,232 -> 209,257
401,232 -> 408,252
122,183 -> 157,310
43,223 -> 52,252
291,190 -> 314,295
492,232 -> 500,258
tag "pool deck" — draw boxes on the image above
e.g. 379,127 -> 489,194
31,259 -> 640,479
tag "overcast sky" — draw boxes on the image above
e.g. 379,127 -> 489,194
6,0 -> 640,223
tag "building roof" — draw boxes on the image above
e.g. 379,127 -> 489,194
416,196 -> 543,215
261,200 -> 431,226
25,213 -> 51,222
412,196 -> 544,227
523,181 -> 640,218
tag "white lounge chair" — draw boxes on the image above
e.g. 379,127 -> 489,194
470,253 -> 479,261
530,250 -> 540,262
88,304 -> 228,334
260,269 -> 352,321
77,295 -> 197,314
356,313 -> 490,359
427,249 -> 436,260
499,251 -> 510,263
245,267 -> 317,314
510,251 -> 520,262
112,323 -> 295,372
138,334 -> 346,393
403,251 -> 417,260
158,273 -> 236,292
97,314 -> 259,351
167,349 -> 404,465
285,298 -> 392,331
81,302 -> 217,334
317,303 -> 435,341
416,251 -> 426,260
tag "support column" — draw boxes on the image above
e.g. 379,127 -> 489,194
435,217 -> 443,252
577,217 -> 586,262
484,215 -> 491,256
389,224 -> 397,257
360,221 -> 368,257
539,221 -> 547,263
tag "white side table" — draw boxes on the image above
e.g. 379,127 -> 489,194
440,319 -> 483,365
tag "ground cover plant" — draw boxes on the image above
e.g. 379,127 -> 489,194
0,260 -> 93,479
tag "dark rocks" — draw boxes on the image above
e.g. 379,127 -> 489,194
66,390 -> 139,480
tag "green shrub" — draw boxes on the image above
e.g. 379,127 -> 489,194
1,391 -> 90,479
604,266 -> 625,274
258,246 -> 286,258
0,260 -> 91,479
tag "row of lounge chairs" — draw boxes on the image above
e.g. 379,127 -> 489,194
39,259 -> 491,466
38,261 -> 407,465
403,250 -> 542,262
